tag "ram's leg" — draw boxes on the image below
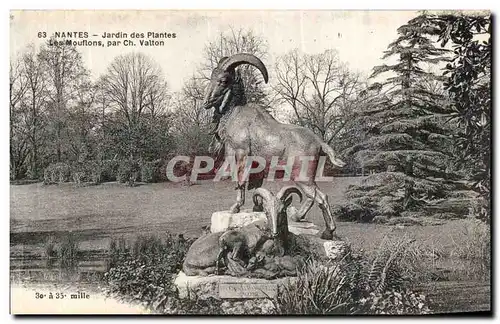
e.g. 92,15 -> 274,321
289,195 -> 314,222
230,243 -> 246,267
216,247 -> 227,275
296,181 -> 337,240
230,185 -> 245,213
229,150 -> 248,213
290,155 -> 316,221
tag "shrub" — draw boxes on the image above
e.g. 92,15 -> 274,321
274,235 -> 431,315
44,235 -> 58,268
117,160 -> 140,184
358,289 -> 429,314
386,216 -> 423,226
104,233 -> 209,314
100,160 -> 119,182
71,160 -> 98,184
332,202 -> 377,223
373,216 -> 389,224
43,162 -> 71,184
274,258 -> 356,314
140,160 -> 162,183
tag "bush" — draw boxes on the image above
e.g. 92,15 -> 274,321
140,160 -> 162,183
104,233 -> 212,314
386,216 -> 423,226
43,160 -> 119,185
117,160 -> 140,184
99,159 -> 119,182
332,202 -> 377,223
274,258 -> 357,314
358,289 -> 429,314
71,160 -> 101,184
273,235 -> 431,315
43,162 -> 71,184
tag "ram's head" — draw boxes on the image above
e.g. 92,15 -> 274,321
202,53 -> 268,114
252,186 -> 302,239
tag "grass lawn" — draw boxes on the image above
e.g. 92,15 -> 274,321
9,177 -> 479,255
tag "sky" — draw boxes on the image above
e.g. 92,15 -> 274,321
10,10 -> 420,92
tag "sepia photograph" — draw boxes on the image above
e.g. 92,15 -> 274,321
9,9 -> 491,315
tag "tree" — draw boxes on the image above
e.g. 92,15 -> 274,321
21,45 -> 48,178
100,52 -> 172,161
430,13 -> 491,221
10,55 -> 29,179
335,14 -> 454,221
274,49 -> 372,171
170,77 -> 213,158
39,40 -> 90,163
66,79 -> 98,163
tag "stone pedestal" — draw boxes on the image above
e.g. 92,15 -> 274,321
209,209 -> 349,260
210,209 -> 266,233
288,221 -> 320,236
210,209 -> 321,236
174,271 -> 296,300
290,233 -> 350,260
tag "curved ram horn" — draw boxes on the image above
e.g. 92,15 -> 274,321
253,187 -> 275,205
220,53 -> 269,84
276,186 -> 303,203
252,195 -> 262,206
218,56 -> 229,65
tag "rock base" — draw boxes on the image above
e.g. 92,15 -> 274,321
289,233 -> 350,260
210,209 -> 321,236
288,220 -> 320,236
174,271 -> 296,300
210,209 -> 266,233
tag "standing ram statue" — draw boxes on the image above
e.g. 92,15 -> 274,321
202,53 -> 346,240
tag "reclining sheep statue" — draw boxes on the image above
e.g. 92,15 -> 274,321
182,186 -> 305,278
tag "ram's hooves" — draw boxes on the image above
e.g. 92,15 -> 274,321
320,229 -> 335,240
229,205 -> 241,213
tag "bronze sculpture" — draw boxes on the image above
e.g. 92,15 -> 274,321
202,53 -> 346,240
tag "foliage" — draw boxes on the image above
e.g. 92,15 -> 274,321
117,160 -> 140,184
274,258 -> 357,314
71,160 -> 101,184
140,160 -> 162,183
274,236 -> 430,314
449,218 -> 490,280
429,13 -> 491,221
42,159 -> 167,185
337,13 -> 458,220
104,233 -> 223,314
43,235 -> 57,265
43,162 -> 71,184
358,289 -> 429,314
99,159 -> 119,182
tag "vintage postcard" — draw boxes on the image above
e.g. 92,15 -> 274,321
9,10 -> 491,315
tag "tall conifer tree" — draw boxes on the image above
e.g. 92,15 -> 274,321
336,14 -> 454,221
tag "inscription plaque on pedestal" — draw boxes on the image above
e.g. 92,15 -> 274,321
219,282 -> 278,299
